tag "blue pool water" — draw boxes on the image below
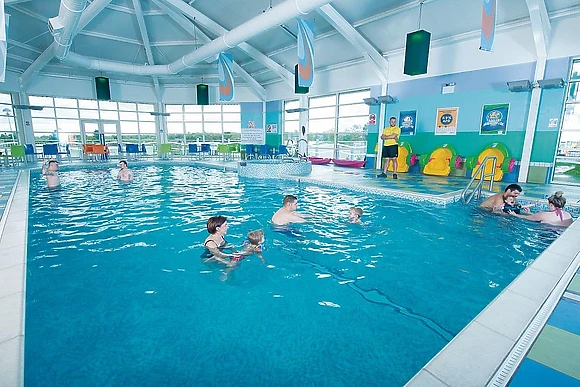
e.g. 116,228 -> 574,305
25,165 -> 557,386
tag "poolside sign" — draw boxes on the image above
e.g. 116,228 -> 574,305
480,103 -> 509,135
368,114 -> 376,125
399,110 -> 417,136
435,107 -> 458,135
241,127 -> 265,145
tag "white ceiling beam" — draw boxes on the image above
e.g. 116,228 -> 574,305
525,0 -> 551,60
150,40 -> 201,47
7,39 -> 43,54
20,0 -> 113,89
4,0 -> 34,5
153,0 -> 266,99
149,0 -> 214,63
7,53 -> 34,64
317,4 -> 389,83
105,3 -> 165,16
79,30 -> 141,44
131,0 -> 161,101
161,0 -> 294,86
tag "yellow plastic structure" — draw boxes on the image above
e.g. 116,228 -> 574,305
387,142 -> 412,173
471,147 -> 505,182
423,147 -> 453,176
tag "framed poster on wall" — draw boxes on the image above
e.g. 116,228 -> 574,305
399,110 -> 417,136
480,103 -> 509,135
435,107 -> 458,135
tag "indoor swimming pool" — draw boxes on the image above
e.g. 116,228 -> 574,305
24,164 -> 559,386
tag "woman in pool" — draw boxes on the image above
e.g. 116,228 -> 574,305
203,216 -> 236,267
508,191 -> 573,227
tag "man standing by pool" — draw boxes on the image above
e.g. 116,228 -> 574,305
480,183 -> 523,211
272,195 -> 310,225
117,160 -> 134,182
378,116 -> 401,179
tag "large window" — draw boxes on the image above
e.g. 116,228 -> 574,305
303,89 -> 370,159
283,100 -> 300,146
0,93 -> 17,146
553,59 -> 580,184
165,104 -> 241,144
29,96 -> 155,157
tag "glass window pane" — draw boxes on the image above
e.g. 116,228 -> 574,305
120,111 -> 138,121
338,117 -> 368,133
185,122 -> 203,133
31,108 -> 56,118
78,99 -> 98,109
309,95 -> 336,108
120,121 -> 139,133
56,119 -> 80,133
204,113 -> 221,122
563,104 -> 580,130
165,105 -> 183,113
55,108 -> 79,119
223,122 -> 240,131
167,122 -> 184,134
204,122 -> 221,133
223,113 -> 240,122
339,90 -> 370,105
203,105 -> 221,113
139,121 -> 156,133
99,101 -> 118,110
118,102 -> 136,111
32,118 -> 57,132
309,106 -> 336,119
571,60 -> 580,81
284,100 -> 300,110
284,121 -> 299,134
80,110 -> 99,119
222,104 -> 240,113
138,112 -> 155,122
184,105 -> 202,113
184,113 -> 202,122
138,103 -> 154,112
167,113 -> 183,122
0,93 -> 12,104
100,110 -> 119,120
568,82 -> 579,102
284,112 -> 299,121
54,98 -> 78,108
339,104 -> 369,117
308,118 -> 335,133
29,96 -> 54,107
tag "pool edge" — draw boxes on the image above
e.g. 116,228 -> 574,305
0,170 -> 30,387
405,220 -> 580,387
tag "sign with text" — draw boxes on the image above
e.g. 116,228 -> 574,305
435,107 -> 458,135
266,124 -> 278,133
399,110 -> 417,136
368,113 -> 376,125
248,121 -> 255,129
480,103 -> 509,135
241,128 -> 265,145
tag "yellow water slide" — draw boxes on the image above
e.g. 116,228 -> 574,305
471,144 -> 508,181
422,145 -> 455,176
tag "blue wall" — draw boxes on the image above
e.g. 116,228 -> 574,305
240,102 -> 264,129
265,100 -> 283,146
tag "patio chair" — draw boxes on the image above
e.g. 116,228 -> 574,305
159,143 -> 173,159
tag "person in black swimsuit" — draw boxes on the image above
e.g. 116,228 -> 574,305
203,216 -> 236,267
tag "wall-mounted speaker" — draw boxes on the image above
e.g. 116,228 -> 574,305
197,84 -> 209,105
95,77 -> 111,101
403,30 -> 431,76
294,64 -> 309,95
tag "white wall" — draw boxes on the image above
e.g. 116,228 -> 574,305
265,13 -> 580,100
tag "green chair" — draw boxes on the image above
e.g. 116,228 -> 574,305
228,143 -> 241,159
10,145 -> 26,165
159,143 -> 173,159
216,143 -> 231,160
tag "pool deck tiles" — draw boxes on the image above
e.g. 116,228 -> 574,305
2,160 -> 580,386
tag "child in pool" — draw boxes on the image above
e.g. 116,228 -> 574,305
499,196 -> 536,214
231,229 -> 266,264
348,207 -> 363,223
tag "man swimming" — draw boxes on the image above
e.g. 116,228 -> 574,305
41,160 -> 60,189
117,160 -> 134,182
480,183 -> 522,212
271,195 -> 310,226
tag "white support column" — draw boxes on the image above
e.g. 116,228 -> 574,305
375,83 -> 388,169
298,95 -> 308,157
518,0 -> 552,182
12,93 -> 35,145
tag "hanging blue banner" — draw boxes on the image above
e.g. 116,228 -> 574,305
399,110 -> 417,136
218,53 -> 235,102
480,103 -> 509,135
297,19 -> 314,88
480,0 -> 497,52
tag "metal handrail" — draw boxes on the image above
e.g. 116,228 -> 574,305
461,155 -> 498,204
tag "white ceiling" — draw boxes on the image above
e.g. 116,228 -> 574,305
4,0 -> 580,89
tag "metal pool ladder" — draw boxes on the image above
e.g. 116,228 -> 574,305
461,155 -> 498,204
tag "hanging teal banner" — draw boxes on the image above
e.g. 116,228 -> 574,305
297,19 -> 314,88
218,53 -> 235,102
480,0 -> 497,52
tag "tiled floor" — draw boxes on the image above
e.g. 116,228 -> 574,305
509,268 -> 580,386
0,170 -> 20,220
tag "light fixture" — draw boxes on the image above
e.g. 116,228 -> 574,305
150,112 -> 171,116
285,107 -> 308,113
363,97 -> 379,106
377,95 -> 397,104
12,104 -> 44,110
537,78 -> 566,89
506,80 -> 532,92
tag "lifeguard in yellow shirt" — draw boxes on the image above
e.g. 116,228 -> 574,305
378,116 -> 401,179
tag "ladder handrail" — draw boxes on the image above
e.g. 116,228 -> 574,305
461,155 -> 498,204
